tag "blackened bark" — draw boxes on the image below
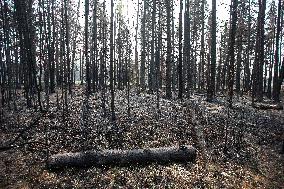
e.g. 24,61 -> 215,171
140,0 -> 147,92
207,0 -> 217,101
272,0 -> 282,102
85,0 -> 90,93
165,0 -> 172,99
47,145 -> 197,169
178,0 -> 183,99
110,0 -> 116,122
227,0 -> 238,107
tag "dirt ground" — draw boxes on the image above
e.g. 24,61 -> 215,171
1,86 -> 284,188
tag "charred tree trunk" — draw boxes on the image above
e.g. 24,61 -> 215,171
207,0 -> 217,101
244,0 -> 251,93
149,0 -> 156,94
178,0 -> 183,99
165,0 -> 172,99
92,0 -> 97,93
140,0 -> 147,92
47,145 -> 197,169
110,0 -> 116,122
272,0 -> 282,102
134,0 -> 140,90
227,0 -> 238,107
199,0 -> 206,91
85,0 -> 90,93
253,0 -> 266,103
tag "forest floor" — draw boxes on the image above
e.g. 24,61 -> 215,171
0,85 -> 284,188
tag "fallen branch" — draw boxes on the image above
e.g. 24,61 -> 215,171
0,113 -> 44,152
0,141 -> 47,152
253,103 -> 283,110
47,145 -> 196,169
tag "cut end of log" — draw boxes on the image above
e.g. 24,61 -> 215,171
47,145 -> 197,169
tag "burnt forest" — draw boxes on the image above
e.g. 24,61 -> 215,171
1,0 -> 284,188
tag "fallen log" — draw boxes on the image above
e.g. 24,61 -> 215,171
47,145 -> 196,169
253,103 -> 283,110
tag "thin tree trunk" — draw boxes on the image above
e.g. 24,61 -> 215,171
140,0 -> 147,92
165,0 -> 172,99
227,0 -> 238,107
207,0 -> 217,101
134,0 -> 140,90
272,0 -> 282,101
178,0 -> 183,99
110,0 -> 116,122
85,0 -> 90,93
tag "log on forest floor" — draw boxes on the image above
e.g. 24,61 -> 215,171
47,145 -> 197,169
253,103 -> 283,110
